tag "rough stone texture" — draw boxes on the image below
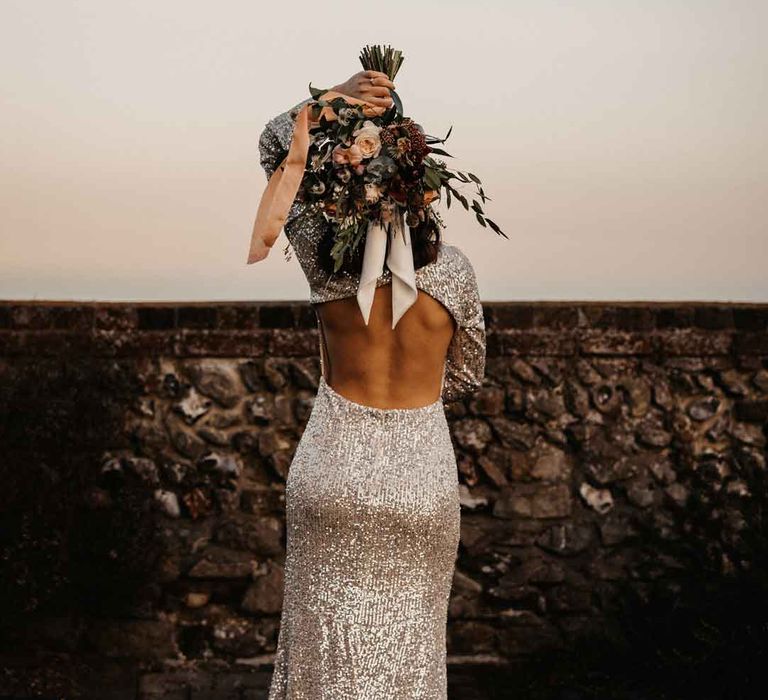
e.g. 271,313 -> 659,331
0,300 -> 766,698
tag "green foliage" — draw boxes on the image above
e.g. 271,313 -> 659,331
308,82 -> 328,99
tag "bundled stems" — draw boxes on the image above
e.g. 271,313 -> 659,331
359,44 -> 405,81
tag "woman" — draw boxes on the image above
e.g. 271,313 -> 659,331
254,69 -> 486,699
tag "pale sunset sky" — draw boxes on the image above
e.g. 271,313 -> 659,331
0,0 -> 765,302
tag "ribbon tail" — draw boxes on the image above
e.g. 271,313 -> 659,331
247,103 -> 311,264
386,213 -> 418,329
247,155 -> 286,263
356,220 -> 388,325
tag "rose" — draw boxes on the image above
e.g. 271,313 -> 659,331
353,120 -> 382,159
332,143 -> 364,167
331,144 -> 347,165
346,145 -> 364,167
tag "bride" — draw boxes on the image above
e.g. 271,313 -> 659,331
249,68 -> 486,699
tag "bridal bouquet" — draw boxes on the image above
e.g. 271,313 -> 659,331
298,45 -> 507,273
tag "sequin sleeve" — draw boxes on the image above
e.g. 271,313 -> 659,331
440,248 -> 486,404
257,96 -> 314,180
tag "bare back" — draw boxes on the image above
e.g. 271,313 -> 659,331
314,282 -> 456,409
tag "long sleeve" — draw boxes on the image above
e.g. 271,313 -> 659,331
439,248 -> 487,404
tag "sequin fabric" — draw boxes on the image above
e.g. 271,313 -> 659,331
257,99 -> 486,699
267,375 -> 461,699
257,98 -> 486,404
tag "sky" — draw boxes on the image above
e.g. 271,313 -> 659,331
0,0 -> 766,302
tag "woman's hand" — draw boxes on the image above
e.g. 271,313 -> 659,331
330,70 -> 395,108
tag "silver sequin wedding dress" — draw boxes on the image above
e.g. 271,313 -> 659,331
258,98 -> 486,700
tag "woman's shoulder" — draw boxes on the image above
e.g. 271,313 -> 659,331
436,242 -> 479,280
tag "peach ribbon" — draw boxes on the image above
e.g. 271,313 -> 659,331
247,90 -> 419,329
246,102 -> 310,264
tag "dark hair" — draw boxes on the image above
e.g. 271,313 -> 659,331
317,215 -> 442,277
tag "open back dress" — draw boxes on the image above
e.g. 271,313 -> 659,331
258,97 -> 486,700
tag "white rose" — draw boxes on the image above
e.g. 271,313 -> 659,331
353,120 -> 382,159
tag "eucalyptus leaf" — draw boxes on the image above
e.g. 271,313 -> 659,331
486,218 -> 508,238
308,83 -> 328,99
424,168 -> 442,190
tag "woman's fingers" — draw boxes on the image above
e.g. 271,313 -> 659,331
362,93 -> 394,108
371,76 -> 396,90
362,84 -> 393,99
360,70 -> 395,91
361,85 -> 394,103
363,69 -> 388,79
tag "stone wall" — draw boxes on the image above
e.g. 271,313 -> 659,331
1,300 -> 767,699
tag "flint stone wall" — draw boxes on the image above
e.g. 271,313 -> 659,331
0,300 -> 767,698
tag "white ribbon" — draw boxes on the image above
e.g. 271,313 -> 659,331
355,211 -> 418,329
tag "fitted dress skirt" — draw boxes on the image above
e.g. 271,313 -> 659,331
266,374 -> 461,700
